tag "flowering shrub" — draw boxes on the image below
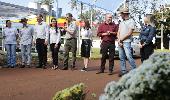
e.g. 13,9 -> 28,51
53,83 -> 85,100
100,52 -> 170,100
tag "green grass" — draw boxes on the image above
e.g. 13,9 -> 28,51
74,48 -> 101,59
154,49 -> 170,53
90,48 -> 101,59
60,48 -> 101,60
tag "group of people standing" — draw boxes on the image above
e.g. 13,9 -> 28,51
2,8 -> 156,77
96,8 -> 156,77
2,13 -> 92,72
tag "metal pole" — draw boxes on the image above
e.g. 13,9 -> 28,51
90,5 -> 93,28
78,3 -> 83,55
90,0 -> 97,28
78,24 -> 81,55
169,36 -> 170,50
161,10 -> 164,50
55,0 -> 58,18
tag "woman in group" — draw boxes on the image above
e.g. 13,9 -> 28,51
3,20 -> 18,68
19,18 -> 34,68
49,18 -> 61,70
139,17 -> 156,62
80,20 -> 93,72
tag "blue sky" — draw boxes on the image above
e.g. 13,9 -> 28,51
0,0 -> 123,18
0,0 -> 170,18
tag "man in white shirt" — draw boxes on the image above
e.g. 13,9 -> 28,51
33,14 -> 49,69
117,8 -> 136,77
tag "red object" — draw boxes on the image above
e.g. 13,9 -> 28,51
97,22 -> 117,42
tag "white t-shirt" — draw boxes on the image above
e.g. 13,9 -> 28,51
33,22 -> 49,42
3,27 -> 18,44
49,27 -> 61,44
81,28 -> 92,39
119,19 -> 135,42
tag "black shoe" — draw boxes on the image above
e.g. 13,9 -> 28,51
6,65 -> 11,68
20,65 -> 25,68
11,66 -> 15,68
36,65 -> 42,68
42,64 -> 47,69
96,70 -> 104,74
108,71 -> 113,75
81,67 -> 87,72
42,67 -> 47,69
43,63 -> 47,66
62,67 -> 68,70
27,65 -> 31,68
70,65 -> 76,70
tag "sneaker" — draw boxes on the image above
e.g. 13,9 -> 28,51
81,67 -> 87,72
61,67 -> 68,70
96,70 -> 104,74
108,71 -> 113,75
55,65 -> 59,69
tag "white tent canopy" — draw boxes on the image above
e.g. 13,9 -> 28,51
0,1 -> 48,19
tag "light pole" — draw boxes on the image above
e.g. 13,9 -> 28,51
91,0 -> 97,27
55,0 -> 58,18
160,5 -> 164,50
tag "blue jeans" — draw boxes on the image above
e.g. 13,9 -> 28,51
21,44 -> 32,65
118,42 -> 136,73
5,44 -> 16,67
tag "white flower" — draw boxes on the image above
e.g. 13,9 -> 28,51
100,52 -> 170,100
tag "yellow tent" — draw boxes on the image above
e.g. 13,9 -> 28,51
11,16 -> 67,26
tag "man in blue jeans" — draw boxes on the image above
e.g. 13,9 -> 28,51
117,8 -> 137,77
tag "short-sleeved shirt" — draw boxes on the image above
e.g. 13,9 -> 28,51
97,22 -> 117,42
119,19 -> 135,42
81,28 -> 92,39
3,27 -> 18,44
65,21 -> 77,39
19,26 -> 33,45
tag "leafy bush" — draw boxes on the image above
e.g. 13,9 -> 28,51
100,52 -> 170,100
53,83 -> 85,100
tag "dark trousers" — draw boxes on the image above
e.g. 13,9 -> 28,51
140,42 -> 154,62
100,41 -> 115,72
36,39 -> 47,66
50,43 -> 60,66
64,38 -> 77,68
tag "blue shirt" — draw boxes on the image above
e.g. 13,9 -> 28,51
139,25 -> 156,45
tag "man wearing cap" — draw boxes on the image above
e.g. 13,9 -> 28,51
117,8 -> 137,77
96,13 -> 117,75
33,14 -> 49,69
19,18 -> 34,68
